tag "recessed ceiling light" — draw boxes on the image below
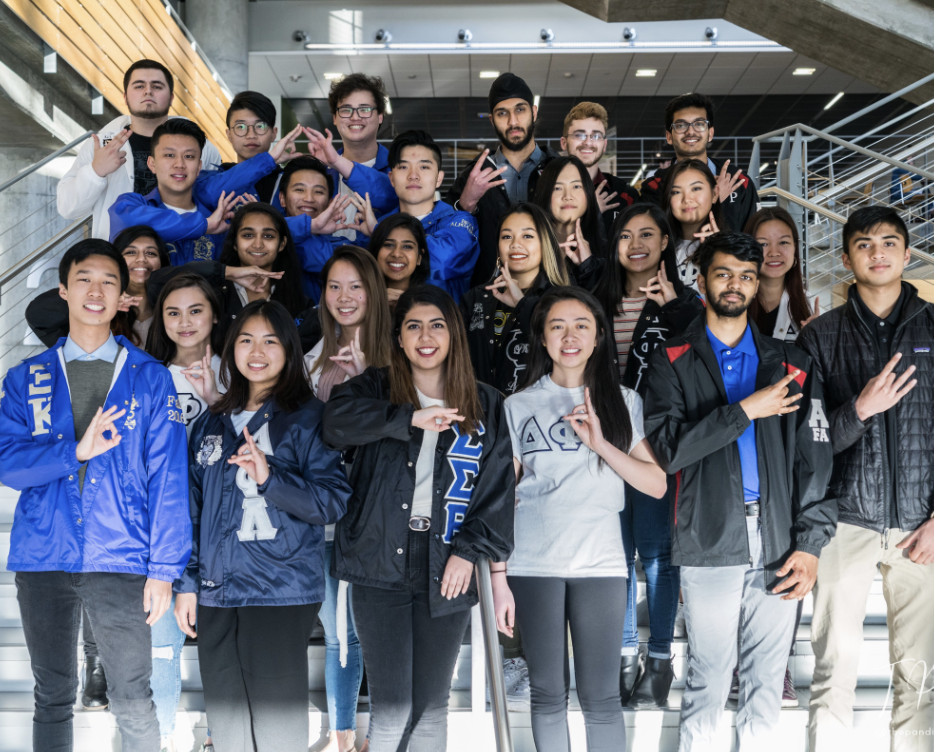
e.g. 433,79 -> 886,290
323,72 -> 343,80
563,72 -> 574,78
793,67 -> 816,76
635,69 -> 656,77
479,71 -> 500,79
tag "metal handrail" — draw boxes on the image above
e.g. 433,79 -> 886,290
475,558 -> 513,752
822,71 -> 934,136
0,216 -> 92,300
0,132 -> 93,195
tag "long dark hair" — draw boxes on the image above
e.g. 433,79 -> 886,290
219,203 -> 306,316
744,207 -> 811,330
533,155 -> 604,258
212,300 -> 312,414
661,158 -> 727,241
495,202 -> 569,287
111,226 -> 171,346
367,213 -> 431,287
146,272 -> 225,365
523,286 -> 632,458
594,204 -> 679,325
390,285 -> 484,436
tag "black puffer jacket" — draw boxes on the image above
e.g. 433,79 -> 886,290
796,283 -> 934,534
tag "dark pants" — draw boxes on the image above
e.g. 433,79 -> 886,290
81,609 -> 97,659
510,576 -> 628,752
15,571 -> 161,752
198,602 -> 319,752
352,530 -> 471,752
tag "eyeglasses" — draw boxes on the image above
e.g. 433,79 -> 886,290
568,132 -> 606,143
232,122 -> 270,136
670,120 -> 710,134
336,105 -> 376,119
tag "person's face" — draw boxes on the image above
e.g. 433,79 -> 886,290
280,170 -> 330,218
324,260 -> 368,329
756,220 -> 797,280
843,222 -> 910,288
226,108 -> 277,161
543,299 -> 598,372
148,135 -> 202,195
498,213 -> 543,277
701,251 -> 760,318
233,315 -> 286,394
618,215 -> 668,275
162,286 -> 216,352
58,255 -> 122,329
491,98 -> 538,152
377,227 -> 423,284
124,69 -> 173,119
333,90 -> 383,145
389,145 -> 443,206
666,106 -> 713,159
236,212 -> 286,270
121,237 -> 162,288
551,163 -> 588,224
399,304 -> 450,375
669,169 -> 714,226
561,118 -> 607,168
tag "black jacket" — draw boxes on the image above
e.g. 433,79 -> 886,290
595,169 -> 641,238
643,316 -> 836,584
322,367 -> 515,617
445,145 -> 561,287
796,283 -> 934,534
640,156 -> 759,233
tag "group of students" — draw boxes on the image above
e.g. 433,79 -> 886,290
0,56 -> 931,752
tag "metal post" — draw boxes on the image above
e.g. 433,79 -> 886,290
475,558 -> 513,752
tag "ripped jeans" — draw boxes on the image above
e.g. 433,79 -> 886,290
150,593 -> 187,737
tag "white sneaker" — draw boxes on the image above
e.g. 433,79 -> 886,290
507,668 -> 531,712
673,602 -> 686,638
487,657 -> 524,703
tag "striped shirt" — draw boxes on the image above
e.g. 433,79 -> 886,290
614,296 -> 647,376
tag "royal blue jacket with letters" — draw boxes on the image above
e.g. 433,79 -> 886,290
108,152 -> 278,264
0,337 -> 192,581
285,213 -> 348,303
178,397 -> 352,607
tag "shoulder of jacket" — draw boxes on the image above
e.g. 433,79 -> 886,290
477,381 -> 505,409
658,336 -> 692,365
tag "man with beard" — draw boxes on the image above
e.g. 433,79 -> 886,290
560,101 -> 640,237
640,93 -> 759,233
643,232 -> 835,751
58,60 -> 223,240
446,72 -> 559,286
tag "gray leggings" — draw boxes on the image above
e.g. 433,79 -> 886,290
509,576 -> 627,752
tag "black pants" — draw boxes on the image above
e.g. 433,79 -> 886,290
198,602 -> 319,752
15,571 -> 161,752
82,608 -> 97,659
352,530 -> 471,752
509,576 -> 627,752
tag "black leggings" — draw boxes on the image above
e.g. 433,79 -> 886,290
510,576 -> 627,752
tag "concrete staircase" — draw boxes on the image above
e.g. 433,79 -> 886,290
0,485 -> 898,751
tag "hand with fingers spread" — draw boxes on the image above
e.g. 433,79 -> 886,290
412,405 -> 465,433
440,555 -> 473,600
563,387 -> 606,453
896,519 -> 934,565
75,405 -> 128,462
310,194 -> 353,236
91,129 -> 131,178
227,425 -> 270,485
174,592 -> 198,638
268,124 -> 305,164
739,370 -> 803,421
205,191 -> 239,235
180,345 -> 220,405
486,263 -> 524,308
693,211 -> 721,243
117,293 -> 143,313
225,265 -> 283,294
303,126 -> 354,177
143,579 -> 173,625
457,149 -> 507,214
344,192 -> 378,237
492,572 -> 515,637
716,160 -> 746,204
800,296 -> 821,330
640,262 -> 677,306
772,550 -> 819,599
855,352 -> 917,422
330,328 -> 368,378
560,218 -> 592,265
595,179 -> 620,214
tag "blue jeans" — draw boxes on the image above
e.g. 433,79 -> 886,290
320,541 -> 364,732
150,593 -> 187,738
620,485 -> 680,659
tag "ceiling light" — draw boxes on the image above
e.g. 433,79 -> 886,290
479,71 -> 500,79
631,163 -> 648,186
793,67 -> 816,76
824,91 -> 844,110
385,97 -> 392,115
533,95 -> 541,107
635,69 -> 656,77
563,72 -> 574,78
323,72 -> 343,80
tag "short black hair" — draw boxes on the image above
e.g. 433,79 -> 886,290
280,156 -> 334,197
226,91 -> 277,128
843,206 -> 910,252
388,130 -> 442,170
123,59 -> 174,96
59,239 -> 129,293
151,118 -> 206,155
665,93 -> 715,131
327,73 -> 387,116
692,232 -> 764,278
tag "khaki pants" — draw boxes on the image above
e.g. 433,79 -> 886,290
809,522 -> 934,752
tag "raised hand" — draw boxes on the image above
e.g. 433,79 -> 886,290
640,262 -> 677,306
560,218 -> 592,265
716,160 -> 745,204
268,124 -> 304,164
205,191 -> 239,235
117,293 -> 143,313
234,193 -> 259,207
457,149 -> 507,214
224,265 -> 283,294
310,194 -> 353,235
344,192 -> 378,237
91,129 -> 130,178
739,370 -> 803,421
303,126 -> 342,167
595,179 -> 620,214
75,405 -> 128,462
486,262 -> 524,308
412,405 -> 465,433
693,211 -> 721,243
854,352 -> 917,422
180,345 -> 220,405
800,296 -> 821,330
330,327 -> 368,378
563,387 -> 606,452
174,592 -> 198,638
227,425 -> 270,485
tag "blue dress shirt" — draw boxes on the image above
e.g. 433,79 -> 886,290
62,333 -> 119,363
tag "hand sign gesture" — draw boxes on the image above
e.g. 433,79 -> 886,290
560,218 -> 592,265
310,194 -> 353,235
412,406 -> 465,433
345,192 -> 378,237
330,328 -> 368,378
206,191 -> 239,235
563,387 -> 605,452
180,345 -> 220,405
458,149 -> 507,213
739,370 -> 803,420
800,296 -> 821,330
854,352 -> 917,422
224,265 -> 283,294
91,129 -> 130,178
486,262 -> 524,308
595,179 -> 621,213
75,406 -> 128,462
117,293 -> 143,313
303,126 -> 342,167
268,124 -> 305,164
693,211 -> 721,243
227,425 -> 270,485
640,262 -> 677,306
716,160 -> 745,204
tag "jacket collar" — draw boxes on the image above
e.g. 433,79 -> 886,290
845,280 -> 926,333
141,186 -> 212,216
220,397 -> 282,439
383,199 -> 455,226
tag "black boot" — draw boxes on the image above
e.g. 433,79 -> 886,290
81,656 -> 109,711
627,656 -> 675,709
619,654 -> 643,705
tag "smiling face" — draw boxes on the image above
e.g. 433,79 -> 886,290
59,255 -> 122,330
233,315 -> 286,395
561,117 -> 607,169
669,168 -> 714,227
389,145 -> 443,209
280,169 -> 330,218
666,105 -> 713,159
121,236 -> 162,289
324,259 -> 368,329
399,303 -> 450,377
702,251 -> 760,319
551,163 -> 588,224
843,222 -> 910,289
162,286 -> 216,355
124,68 -> 172,120
226,108 -> 277,161
492,98 -> 538,152
236,212 -> 286,271
543,298 -> 598,373
618,214 -> 668,275
377,227 -> 422,286
499,212 -> 543,276
148,134 -> 202,197
333,89 -> 383,146
756,219 -> 797,280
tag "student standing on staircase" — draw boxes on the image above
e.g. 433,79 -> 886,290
0,239 -> 192,752
797,206 -> 934,752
